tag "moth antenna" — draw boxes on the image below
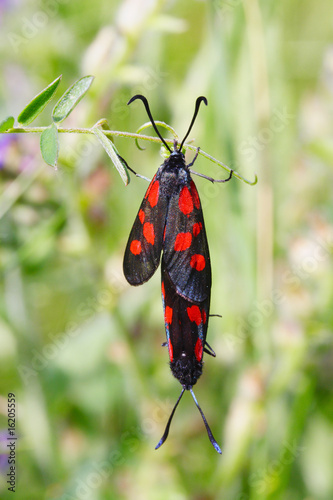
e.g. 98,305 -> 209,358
128,94 -> 172,153
190,388 -> 222,454
155,388 -> 185,450
178,96 -> 208,152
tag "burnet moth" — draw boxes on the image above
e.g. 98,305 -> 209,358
123,95 -> 232,453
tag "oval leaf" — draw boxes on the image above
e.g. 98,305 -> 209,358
52,76 -> 94,123
40,123 -> 59,168
0,116 -> 14,132
17,75 -> 62,126
93,127 -> 130,186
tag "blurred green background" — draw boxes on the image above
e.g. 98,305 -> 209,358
1,0 -> 333,499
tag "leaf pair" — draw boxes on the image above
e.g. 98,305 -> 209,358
14,75 -> 93,169
17,75 -> 94,126
2,75 -> 89,168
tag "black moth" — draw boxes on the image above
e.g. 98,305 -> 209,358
123,95 -> 233,453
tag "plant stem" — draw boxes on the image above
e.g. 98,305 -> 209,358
3,127 -> 257,185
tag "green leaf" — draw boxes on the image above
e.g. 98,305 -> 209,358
0,116 -> 14,132
52,76 -> 94,123
17,75 -> 62,126
40,123 -> 59,168
93,127 -> 130,186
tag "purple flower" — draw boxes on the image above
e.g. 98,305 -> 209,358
0,135 -> 14,169
0,0 -> 20,26
0,430 -> 10,475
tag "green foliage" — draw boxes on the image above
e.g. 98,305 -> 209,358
93,120 -> 130,186
2,74 -> 255,186
52,75 -> 94,123
40,123 -> 59,167
0,116 -> 14,132
17,75 -> 62,125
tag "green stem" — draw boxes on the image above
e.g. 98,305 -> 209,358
3,127 -> 257,185
4,126 -> 152,139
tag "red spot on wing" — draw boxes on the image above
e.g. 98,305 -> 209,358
194,338 -> 203,361
174,232 -> 192,251
146,180 -> 159,207
138,209 -> 145,224
190,254 -> 206,271
144,176 -> 155,198
165,306 -> 173,324
193,222 -> 202,237
202,309 -> 207,324
168,339 -> 174,362
179,186 -> 193,215
190,181 -> 200,209
161,281 -> 165,299
143,222 -> 155,245
187,305 -> 202,325
130,240 -> 142,255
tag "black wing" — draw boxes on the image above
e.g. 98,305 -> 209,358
163,179 -> 211,302
123,173 -> 168,285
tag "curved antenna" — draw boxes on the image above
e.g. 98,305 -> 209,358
155,388 -> 185,450
178,96 -> 208,152
128,94 -> 172,153
190,388 -> 222,454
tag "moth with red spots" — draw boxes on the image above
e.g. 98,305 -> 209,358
123,95 -> 232,454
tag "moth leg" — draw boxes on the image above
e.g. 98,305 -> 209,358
117,153 -> 151,182
189,168 -> 233,184
204,341 -> 216,357
187,147 -> 200,168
